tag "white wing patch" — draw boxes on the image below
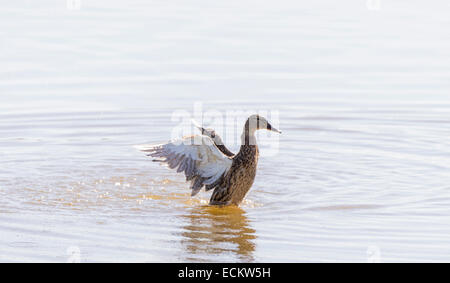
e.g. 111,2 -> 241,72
136,135 -> 232,196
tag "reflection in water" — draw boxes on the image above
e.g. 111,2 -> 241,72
180,206 -> 256,262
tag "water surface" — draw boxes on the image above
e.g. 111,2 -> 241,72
1,0 -> 450,262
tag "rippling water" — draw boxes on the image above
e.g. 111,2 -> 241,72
1,0 -> 450,262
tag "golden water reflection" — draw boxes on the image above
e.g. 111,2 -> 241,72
180,205 -> 256,262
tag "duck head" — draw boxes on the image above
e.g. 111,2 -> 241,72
242,114 -> 281,146
245,114 -> 282,134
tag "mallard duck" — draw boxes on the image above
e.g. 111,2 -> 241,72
138,115 -> 281,206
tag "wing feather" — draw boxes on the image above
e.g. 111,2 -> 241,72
136,135 -> 232,196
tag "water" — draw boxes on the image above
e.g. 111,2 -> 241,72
1,0 -> 450,262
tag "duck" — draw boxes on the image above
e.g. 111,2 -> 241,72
137,114 -> 281,206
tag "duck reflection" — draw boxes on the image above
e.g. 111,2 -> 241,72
180,205 -> 256,262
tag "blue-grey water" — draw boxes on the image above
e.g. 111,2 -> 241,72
1,0 -> 450,262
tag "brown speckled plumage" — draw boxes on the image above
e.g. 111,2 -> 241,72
209,144 -> 259,205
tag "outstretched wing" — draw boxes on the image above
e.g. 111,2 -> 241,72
136,135 -> 232,196
192,119 -> 235,157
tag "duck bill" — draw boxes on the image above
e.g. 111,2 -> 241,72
270,127 -> 282,134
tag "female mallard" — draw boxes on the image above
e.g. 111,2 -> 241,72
138,115 -> 281,206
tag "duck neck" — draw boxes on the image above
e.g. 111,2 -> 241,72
240,123 -> 257,147
238,124 -> 259,162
